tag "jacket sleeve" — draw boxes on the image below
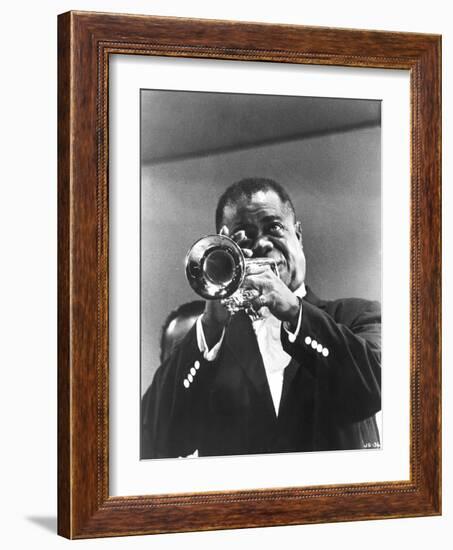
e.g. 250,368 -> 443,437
142,324 -> 214,459
281,298 -> 381,423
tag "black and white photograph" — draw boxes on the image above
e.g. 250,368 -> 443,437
140,89 -> 382,460
2,0 -> 446,546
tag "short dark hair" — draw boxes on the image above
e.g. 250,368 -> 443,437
160,300 -> 205,363
215,178 -> 296,232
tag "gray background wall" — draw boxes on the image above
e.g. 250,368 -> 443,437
141,91 -> 381,392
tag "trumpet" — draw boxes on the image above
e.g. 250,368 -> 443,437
184,234 -> 279,319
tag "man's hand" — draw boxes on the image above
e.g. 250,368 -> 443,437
243,265 -> 301,327
201,225 -> 301,343
219,225 -> 300,325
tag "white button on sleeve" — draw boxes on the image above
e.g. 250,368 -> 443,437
322,347 -> 329,357
190,367 -> 196,376
311,340 -> 318,349
305,336 -> 312,345
317,343 -> 323,353
183,379 -> 190,389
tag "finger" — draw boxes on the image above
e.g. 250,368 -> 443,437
231,230 -> 255,250
250,294 -> 267,312
242,288 -> 260,300
242,275 -> 259,291
242,274 -> 268,295
231,229 -> 246,242
245,263 -> 272,275
232,231 -> 253,250
219,225 -> 229,236
228,230 -> 254,260
245,264 -> 269,276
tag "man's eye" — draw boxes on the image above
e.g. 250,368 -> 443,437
268,223 -> 284,235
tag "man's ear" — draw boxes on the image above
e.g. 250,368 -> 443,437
295,221 -> 303,244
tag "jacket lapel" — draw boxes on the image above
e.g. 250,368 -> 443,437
222,286 -> 325,422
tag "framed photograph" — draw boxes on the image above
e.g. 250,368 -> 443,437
58,11 -> 441,538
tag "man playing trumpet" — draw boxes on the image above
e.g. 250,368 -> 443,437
144,177 -> 381,458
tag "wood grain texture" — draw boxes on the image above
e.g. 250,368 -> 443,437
57,11 -> 71,538
57,10 -> 441,539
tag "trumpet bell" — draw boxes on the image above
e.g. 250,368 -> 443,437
185,234 -> 245,300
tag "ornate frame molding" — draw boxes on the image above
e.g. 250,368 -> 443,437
58,11 -> 441,538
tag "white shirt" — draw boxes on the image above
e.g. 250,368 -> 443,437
196,284 -> 306,415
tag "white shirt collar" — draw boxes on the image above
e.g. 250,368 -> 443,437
294,282 -> 307,299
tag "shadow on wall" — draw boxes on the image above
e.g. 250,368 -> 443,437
26,516 -> 57,534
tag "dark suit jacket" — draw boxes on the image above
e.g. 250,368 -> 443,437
142,288 -> 381,458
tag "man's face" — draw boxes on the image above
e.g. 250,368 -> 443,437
221,190 -> 306,291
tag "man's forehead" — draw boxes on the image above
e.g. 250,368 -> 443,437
223,190 -> 291,222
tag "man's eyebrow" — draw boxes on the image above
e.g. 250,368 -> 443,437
261,215 -> 283,223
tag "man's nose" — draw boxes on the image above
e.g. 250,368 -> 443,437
252,236 -> 274,257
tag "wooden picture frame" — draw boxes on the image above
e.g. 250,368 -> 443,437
58,11 -> 441,539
